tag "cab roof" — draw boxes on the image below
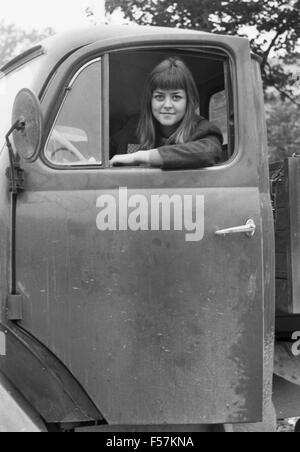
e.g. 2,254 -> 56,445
1,24 -> 250,76
28,24 -> 214,57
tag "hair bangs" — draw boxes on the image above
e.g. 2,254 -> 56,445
151,66 -> 186,92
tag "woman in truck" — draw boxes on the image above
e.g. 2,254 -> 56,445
110,57 -> 223,170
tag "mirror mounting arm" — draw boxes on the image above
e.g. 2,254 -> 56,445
5,119 -> 25,194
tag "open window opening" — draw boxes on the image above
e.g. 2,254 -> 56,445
109,48 -> 235,165
44,47 -> 235,169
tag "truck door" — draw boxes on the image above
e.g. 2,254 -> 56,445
14,36 -> 267,425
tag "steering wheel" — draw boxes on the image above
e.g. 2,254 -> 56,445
48,129 -> 87,162
50,146 -> 86,162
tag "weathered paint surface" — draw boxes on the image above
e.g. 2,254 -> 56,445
0,323 -> 102,424
15,181 -> 264,424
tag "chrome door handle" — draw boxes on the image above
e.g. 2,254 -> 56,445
215,219 -> 256,238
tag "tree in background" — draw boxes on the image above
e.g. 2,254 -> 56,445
102,0 -> 300,161
0,21 -> 55,67
267,99 -> 300,162
103,0 -> 300,103
105,0 -> 220,30
213,0 -> 300,105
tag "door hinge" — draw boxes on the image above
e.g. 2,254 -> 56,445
6,294 -> 23,321
5,163 -> 25,193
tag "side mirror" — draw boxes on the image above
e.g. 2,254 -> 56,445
12,88 -> 43,162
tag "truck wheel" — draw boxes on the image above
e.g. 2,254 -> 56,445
295,419 -> 300,432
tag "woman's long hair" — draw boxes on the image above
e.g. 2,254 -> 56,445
137,58 -> 200,149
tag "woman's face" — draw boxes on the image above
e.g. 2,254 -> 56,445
151,89 -> 187,133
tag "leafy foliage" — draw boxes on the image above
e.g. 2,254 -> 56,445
214,0 -> 300,102
267,99 -> 300,161
105,0 -> 220,30
0,21 -> 55,67
104,0 -> 300,102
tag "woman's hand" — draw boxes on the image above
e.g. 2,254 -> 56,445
110,150 -> 163,168
110,152 -> 144,167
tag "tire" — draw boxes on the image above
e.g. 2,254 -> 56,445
295,418 -> 300,433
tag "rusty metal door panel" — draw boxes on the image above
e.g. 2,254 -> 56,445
13,31 -> 266,425
15,177 -> 263,424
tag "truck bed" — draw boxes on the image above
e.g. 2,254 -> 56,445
270,157 -> 300,317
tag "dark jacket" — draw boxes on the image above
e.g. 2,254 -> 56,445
111,116 -> 224,170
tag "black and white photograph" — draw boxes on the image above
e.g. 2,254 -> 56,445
0,0 -> 300,435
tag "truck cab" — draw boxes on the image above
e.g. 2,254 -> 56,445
0,24 -> 298,432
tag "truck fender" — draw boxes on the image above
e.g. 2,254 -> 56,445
0,324 -> 103,424
0,373 -> 46,432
